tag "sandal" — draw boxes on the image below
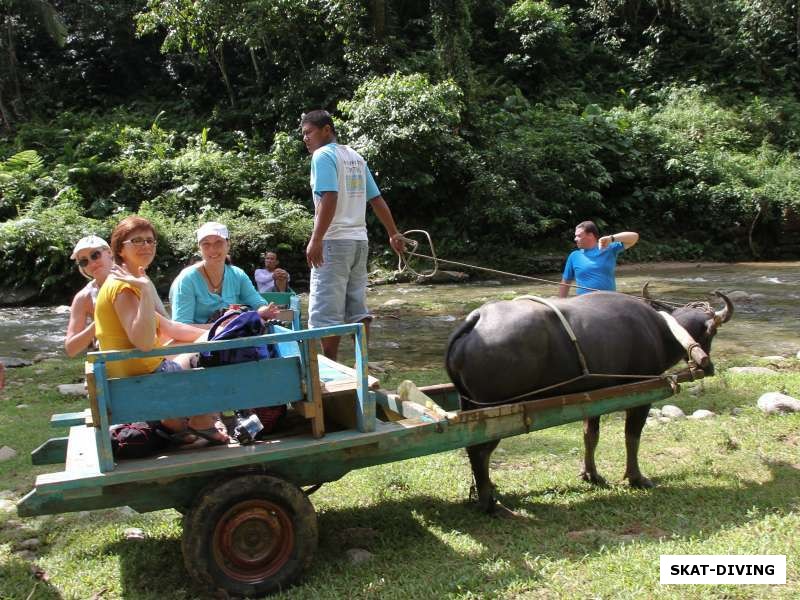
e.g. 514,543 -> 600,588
187,425 -> 229,446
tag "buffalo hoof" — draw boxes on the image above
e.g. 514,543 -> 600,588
627,474 -> 654,489
580,470 -> 608,487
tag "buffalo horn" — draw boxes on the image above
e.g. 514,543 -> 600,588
712,291 -> 734,325
642,281 -> 652,299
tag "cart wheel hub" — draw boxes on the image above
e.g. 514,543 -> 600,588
213,499 -> 294,582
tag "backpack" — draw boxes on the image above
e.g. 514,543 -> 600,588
198,310 -> 286,433
110,421 -> 171,459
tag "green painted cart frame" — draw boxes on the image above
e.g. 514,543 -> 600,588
18,320 -> 702,596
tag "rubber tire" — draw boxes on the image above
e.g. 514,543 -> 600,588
182,474 -> 317,597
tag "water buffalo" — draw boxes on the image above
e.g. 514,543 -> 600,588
445,290 -> 733,513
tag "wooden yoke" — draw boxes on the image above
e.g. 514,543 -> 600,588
658,311 -> 709,368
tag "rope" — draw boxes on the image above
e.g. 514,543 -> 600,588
394,230 -> 688,308
393,230 -> 706,407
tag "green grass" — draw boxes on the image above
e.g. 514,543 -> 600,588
1,358 -> 798,599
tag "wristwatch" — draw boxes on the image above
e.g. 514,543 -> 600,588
610,235 -> 616,243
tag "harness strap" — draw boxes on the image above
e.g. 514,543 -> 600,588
514,295 -> 590,376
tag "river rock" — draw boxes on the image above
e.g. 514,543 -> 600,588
53,305 -> 71,314
762,355 -> 786,362
0,446 -> 18,462
661,405 -> 685,419
796,350 -> 800,360
0,356 -> 33,368
0,498 -> 16,512
0,286 -> 39,305
657,416 -> 672,424
728,366 -> 779,375
381,299 -> 406,307
688,409 -> 716,420
417,270 -> 469,284
16,538 -> 40,550
346,548 -> 373,564
725,290 -> 751,302
757,392 -> 800,415
58,383 -> 86,396
124,527 -> 145,540
648,408 -> 662,418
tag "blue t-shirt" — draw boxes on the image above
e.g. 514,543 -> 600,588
562,242 -> 625,294
169,264 -> 266,324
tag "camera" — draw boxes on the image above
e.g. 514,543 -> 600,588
233,409 -> 264,445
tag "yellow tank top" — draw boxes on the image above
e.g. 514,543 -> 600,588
94,278 -> 163,378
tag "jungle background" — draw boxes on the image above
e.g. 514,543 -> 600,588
2,0 -> 800,303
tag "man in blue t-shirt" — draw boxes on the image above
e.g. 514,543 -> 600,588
300,109 -> 405,361
558,221 -> 639,297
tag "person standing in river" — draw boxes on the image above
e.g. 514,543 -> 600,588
300,109 -> 405,362
558,221 -> 639,297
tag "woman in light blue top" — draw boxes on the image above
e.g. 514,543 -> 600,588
170,221 -> 278,324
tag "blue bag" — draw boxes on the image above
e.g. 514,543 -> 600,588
197,310 -> 286,435
198,310 -> 276,368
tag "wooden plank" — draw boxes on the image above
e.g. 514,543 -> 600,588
317,355 -> 380,393
64,425 -> 102,476
50,410 -> 91,428
305,338 -> 325,438
92,361 -> 115,472
106,358 -> 303,424
85,362 -> 100,428
31,437 -> 68,465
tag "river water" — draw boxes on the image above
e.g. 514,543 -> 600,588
1,263 -> 797,369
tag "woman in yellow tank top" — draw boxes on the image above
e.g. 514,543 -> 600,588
95,215 -> 229,444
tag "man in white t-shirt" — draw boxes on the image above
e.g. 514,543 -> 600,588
301,109 -> 405,361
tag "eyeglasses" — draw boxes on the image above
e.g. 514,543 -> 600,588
123,237 -> 157,247
76,250 -> 103,268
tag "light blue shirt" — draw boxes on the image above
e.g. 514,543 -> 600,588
170,264 -> 266,324
562,242 -> 625,294
311,142 -> 380,199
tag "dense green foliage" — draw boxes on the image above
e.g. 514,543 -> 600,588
1,1 -> 800,300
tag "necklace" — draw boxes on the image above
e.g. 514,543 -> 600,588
202,265 -> 224,294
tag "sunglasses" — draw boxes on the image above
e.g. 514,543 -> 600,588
123,237 -> 157,247
76,249 -> 103,268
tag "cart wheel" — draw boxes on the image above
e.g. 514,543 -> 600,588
182,474 -> 317,597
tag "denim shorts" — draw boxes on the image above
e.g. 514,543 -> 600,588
308,239 -> 372,328
156,359 -> 183,373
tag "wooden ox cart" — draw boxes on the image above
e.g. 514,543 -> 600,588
18,314 -> 704,596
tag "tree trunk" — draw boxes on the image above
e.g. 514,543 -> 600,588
0,83 -> 13,133
372,0 -> 386,39
249,47 -> 262,86
214,46 -> 236,108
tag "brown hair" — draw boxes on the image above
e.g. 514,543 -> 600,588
110,215 -> 156,264
576,220 -> 600,238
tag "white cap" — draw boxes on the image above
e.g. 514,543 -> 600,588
196,221 -> 229,242
70,235 -> 110,259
